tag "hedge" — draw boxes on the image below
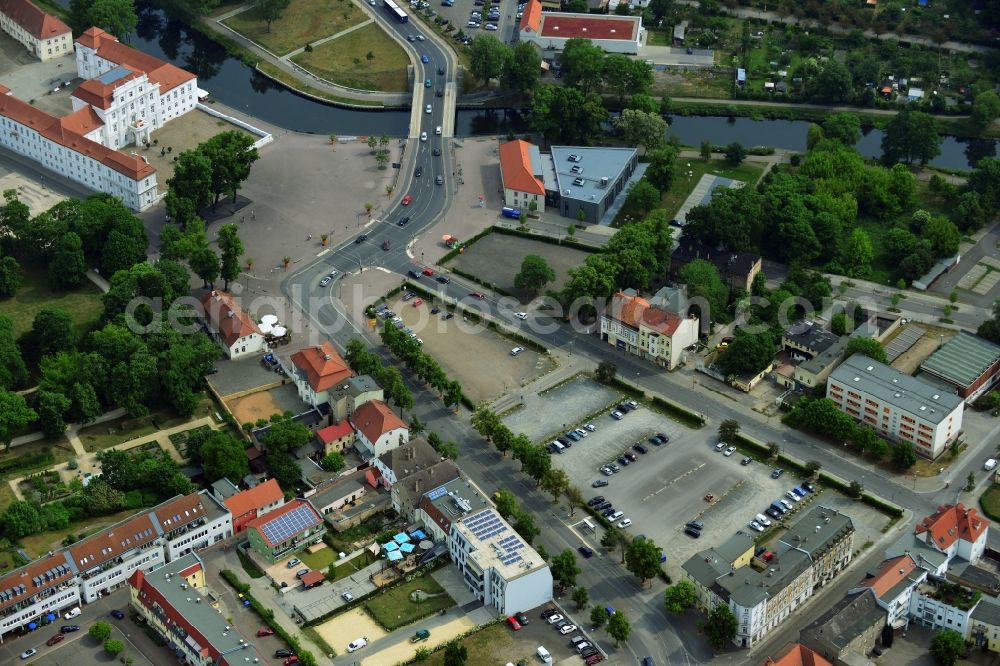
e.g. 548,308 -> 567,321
492,225 -> 603,252
437,226 -> 496,265
0,449 -> 54,476
606,378 -> 705,429
448,266 -> 513,297
219,569 -> 320,663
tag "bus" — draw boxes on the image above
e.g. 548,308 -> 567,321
383,0 -> 408,23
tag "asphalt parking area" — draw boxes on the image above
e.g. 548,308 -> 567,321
502,377 -> 618,442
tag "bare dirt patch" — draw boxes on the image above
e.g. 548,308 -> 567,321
890,326 -> 955,375
225,384 -> 306,424
391,296 -> 555,403
313,607 -> 388,654
447,234 -> 592,301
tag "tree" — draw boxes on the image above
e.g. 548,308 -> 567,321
512,510 -> 539,544
614,109 -> 666,155
83,0 -> 137,39
492,489 -> 518,520
811,60 -> 853,103
443,641 -> 468,666
0,500 -> 43,538
700,140 -> 712,160
843,228 -> 874,277
217,224 -> 244,290
20,307 -> 75,364
603,55 -> 653,103
624,538 -> 663,585
104,638 -> 124,656
830,313 -> 851,336
0,315 -> 28,390
551,549 -> 581,589
628,93 -> 659,114
514,254 -> 555,294
922,215 -> 961,257
645,146 -> 678,192
321,452 -> 345,472
89,621 -> 112,641
201,131 -> 260,209
601,526 -> 619,551
822,112 -> 861,146
590,604 -> 607,629
595,361 -> 617,384
100,223 -> 148,278
607,611 -> 631,647
521,444 -> 551,485
716,330 -> 777,378
972,91 -> 1000,129
881,107 -> 941,166
930,628 -> 965,666
680,260 -> 728,323
541,468 -> 569,502
664,580 -> 698,614
891,441 -> 917,470
846,337 -> 888,364
469,34 -> 510,84
560,38 -> 606,95
501,41 -> 540,95
723,142 -> 746,166
624,180 -> 660,216
200,431 -> 250,483
0,254 -> 21,297
718,419 -> 739,442
189,246 -> 220,288
263,418 -> 313,453
704,605 -> 738,650
35,390 -> 70,438
573,586 -> 589,610
529,84 -> 607,146
49,232 -> 87,291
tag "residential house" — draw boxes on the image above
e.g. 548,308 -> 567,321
372,437 -> 444,491
350,399 -> 409,458
799,591 -> 886,665
499,139 -> 545,214
600,290 -> 698,370
245,500 -> 325,564
397,461 -> 461,531
759,643 -> 833,666
670,241 -> 762,294
0,551 -> 78,641
287,341 -> 353,407
307,471 -> 368,517
314,420 -> 355,457
69,511 -> 165,603
223,478 -> 284,534
783,321 -> 841,362
199,290 -> 266,360
849,554 -> 926,629
914,503 -> 988,565
0,0 -> 71,61
151,491 -> 232,562
328,375 -> 383,421
909,577 -> 980,635
970,597 -> 1000,652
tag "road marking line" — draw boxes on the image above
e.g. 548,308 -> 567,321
642,463 -> 705,502
316,249 -> 330,257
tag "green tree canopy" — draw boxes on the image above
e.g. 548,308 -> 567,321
705,605 -> 738,650
200,431 -> 250,483
501,41 -> 540,95
514,254 -> 556,294
614,109 -> 666,155
607,610 -> 631,647
624,538 -> 663,584
49,232 -> 87,291
469,34 -> 511,84
930,628 -> 965,666
263,418 -> 313,453
254,0 -> 291,31
881,107 -> 941,166
560,38 -> 606,95
821,112 -> 861,146
679,259 -> 728,324
716,330 -> 777,378
217,224 -> 244,290
664,580 -> 698,614
972,91 -> 1000,129
846,336 -> 888,364
551,549 -> 581,589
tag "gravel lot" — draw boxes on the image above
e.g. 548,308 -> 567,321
501,377 -> 618,442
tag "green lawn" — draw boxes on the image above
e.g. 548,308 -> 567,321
20,508 -> 138,557
292,24 -> 409,92
364,574 -> 454,631
421,623 -> 526,666
981,485 -> 1000,522
298,546 -> 336,570
0,265 -> 103,338
78,415 -> 159,453
222,0 -> 366,57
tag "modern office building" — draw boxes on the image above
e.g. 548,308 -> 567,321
827,354 -> 964,459
199,290 -> 266,360
519,0 -> 644,54
0,0 -> 71,61
245,499 -> 325,564
600,289 -> 699,370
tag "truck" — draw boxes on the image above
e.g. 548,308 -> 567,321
410,629 -> 430,643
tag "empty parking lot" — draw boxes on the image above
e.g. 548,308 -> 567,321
501,377 -> 618,442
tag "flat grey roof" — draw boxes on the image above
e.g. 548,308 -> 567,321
798,336 -> 848,375
784,321 -> 841,355
718,549 -> 812,608
920,331 -> 1000,390
972,596 -> 1000,626
427,477 -> 490,521
779,505 -> 854,559
549,146 -> 636,206
714,532 -> 754,563
830,353 -> 963,425
682,549 -> 732,589
309,471 -> 367,508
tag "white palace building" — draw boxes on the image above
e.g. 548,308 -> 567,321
0,21 -> 200,211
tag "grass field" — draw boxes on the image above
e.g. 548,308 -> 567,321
0,265 -> 103,338
78,415 -> 159,453
292,24 -> 409,92
421,623 -> 526,666
20,508 -> 139,557
223,0 -> 366,56
365,574 -> 454,631
981,485 -> 1000,522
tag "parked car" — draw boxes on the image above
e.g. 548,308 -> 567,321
624,452 -> 637,462
684,526 -> 702,538
546,614 -> 564,625
765,508 -> 782,520
748,521 -> 764,532
275,649 -> 295,658
755,513 -> 772,527
633,443 -> 648,454
741,457 -> 753,466
600,467 -> 614,476
584,423 -> 596,432
341,592 -> 354,602
714,442 -> 727,452
110,609 -> 125,619
19,649 -> 37,660
803,481 -> 817,492
574,428 -> 588,438
601,507 -> 616,517
771,468 -> 784,479
506,616 -> 522,630
606,463 -> 620,472
47,634 -> 65,646
587,496 -> 605,507
724,445 -> 737,457
515,612 -> 529,626
541,608 -> 558,619
60,625 -> 80,633
566,431 -> 581,441
686,520 -> 704,530
610,411 -> 624,420
560,624 -> 577,635
625,400 -> 639,409
346,637 -> 368,653
618,518 -> 632,528
617,456 -> 630,466
257,628 -> 275,637
592,479 -> 608,487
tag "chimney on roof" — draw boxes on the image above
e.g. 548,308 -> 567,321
324,354 -> 332,361
227,310 -> 234,318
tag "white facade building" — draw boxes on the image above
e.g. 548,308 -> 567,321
153,492 -> 233,562
827,354 -> 964,459
0,0 -> 71,62
350,399 -> 409,459
200,290 -> 267,360
448,507 -> 552,615
0,551 -> 79,639
518,0 -> 643,54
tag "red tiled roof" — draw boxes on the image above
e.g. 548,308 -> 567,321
0,551 -> 74,614
761,643 -> 833,666
72,67 -> 143,110
350,400 -> 407,445
0,90 -> 155,181
299,569 -> 325,586
245,499 -> 322,547
69,512 -> 159,571
499,139 -> 544,196
291,341 -> 352,393
224,478 -> 283,518
200,290 -> 262,348
538,13 -> 639,41
915,503 -> 987,551
152,493 -> 206,532
0,0 -> 70,39
59,105 -> 104,136
519,0 -> 542,33
76,27 -> 196,94
609,291 -> 681,336
317,420 -> 354,444
860,554 -> 918,599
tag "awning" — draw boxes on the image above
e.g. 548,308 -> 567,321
393,533 -> 411,544
387,550 -> 404,561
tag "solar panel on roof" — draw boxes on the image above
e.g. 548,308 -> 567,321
260,504 -> 317,545
426,486 -> 448,501
95,65 -> 133,85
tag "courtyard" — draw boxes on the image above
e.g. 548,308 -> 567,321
225,383 -> 308,426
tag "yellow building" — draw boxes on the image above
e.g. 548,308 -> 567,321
971,599 -> 1000,652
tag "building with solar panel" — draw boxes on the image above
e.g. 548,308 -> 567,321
245,500 -> 325,564
448,506 -> 553,615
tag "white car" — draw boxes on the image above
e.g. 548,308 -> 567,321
546,614 -> 563,625
347,637 -> 368,653
484,23 -> 498,30
785,491 -> 801,503
514,311 -> 528,320
584,423 -> 596,432
574,428 -> 587,438
20,649 -> 37,660
559,624 -> 577,635
755,513 -> 772,527
420,131 -> 427,141
714,442 -> 727,452
618,518 -> 632,528
425,104 -> 432,114
723,445 -> 736,457
749,521 -> 765,533
610,411 -> 624,420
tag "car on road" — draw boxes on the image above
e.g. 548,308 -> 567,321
110,609 -> 125,619
577,545 -> 594,558
47,633 -> 65,646
438,66 -> 445,75
436,275 -> 450,283
714,442 -> 727,452
642,657 -> 655,666
397,216 -> 410,226
319,276 -> 332,287
514,311 -> 528,320
424,78 -> 432,87
257,628 -> 275,637
415,166 -> 422,177
60,625 -> 80,633
328,270 -> 339,277
610,410 -> 624,420
407,34 -> 416,41
741,456 -> 753,465
341,592 -> 354,602
422,267 -> 434,276
425,104 -> 432,113
432,146 -> 441,155
771,468 -> 784,479
20,649 -> 37,660
421,54 -> 429,63
506,616 -> 522,630
560,624 -> 577,635
347,637 -> 368,653
407,270 -> 420,279
592,479 -> 608,487
402,194 -> 413,205
436,175 -> 443,185
468,291 -> 485,299
724,445 -> 737,457
420,132 -> 427,142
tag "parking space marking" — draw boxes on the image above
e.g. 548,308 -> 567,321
641,462 -> 705,502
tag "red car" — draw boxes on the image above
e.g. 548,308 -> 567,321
47,633 -> 65,646
284,657 -> 299,666
401,194 -> 412,205
256,628 -> 275,637
422,267 -> 434,276
505,616 -> 522,631
469,291 -> 485,300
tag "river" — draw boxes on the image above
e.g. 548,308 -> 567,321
121,5 -> 996,169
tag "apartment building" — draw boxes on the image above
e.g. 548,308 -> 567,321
848,553 -> 926,629
777,506 -> 855,589
286,341 -> 353,407
799,591 -> 886,664
0,0 -> 71,61
0,551 -> 79,640
328,375 -> 383,421
222,478 -> 284,534
245,500 -> 325,564
827,353 -> 964,459
199,290 -> 266,360
600,289 -> 698,370
152,492 -> 232,562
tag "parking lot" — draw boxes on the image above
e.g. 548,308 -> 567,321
413,0 -> 522,45
502,376 -> 618,442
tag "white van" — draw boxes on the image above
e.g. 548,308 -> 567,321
63,607 -> 81,619
583,518 -> 596,532
986,459 -> 997,471
536,646 -> 552,664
